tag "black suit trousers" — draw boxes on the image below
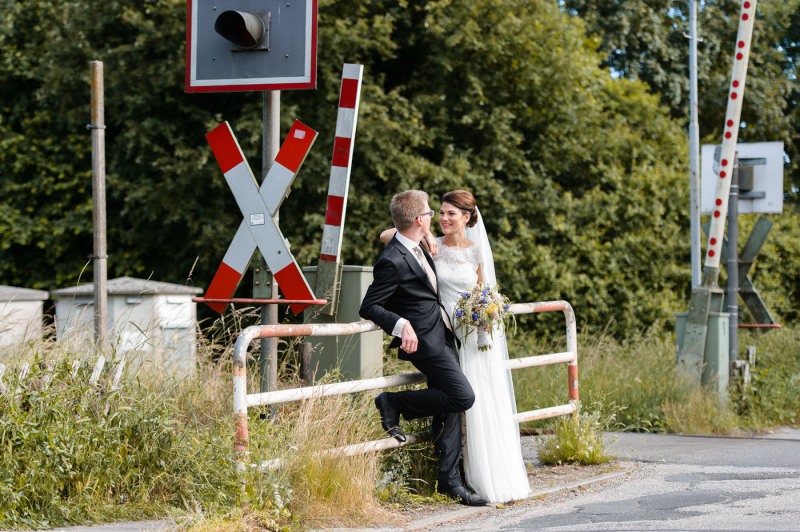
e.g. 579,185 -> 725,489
388,332 -> 475,490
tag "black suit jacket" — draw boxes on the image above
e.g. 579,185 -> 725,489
360,235 -> 450,361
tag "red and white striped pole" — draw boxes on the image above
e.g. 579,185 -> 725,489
204,121 -> 318,315
703,0 -> 757,276
678,1 -> 758,383
315,64 -> 364,315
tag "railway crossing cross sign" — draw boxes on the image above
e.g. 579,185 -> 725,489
204,120 -> 318,315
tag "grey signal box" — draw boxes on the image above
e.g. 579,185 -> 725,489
186,0 -> 318,92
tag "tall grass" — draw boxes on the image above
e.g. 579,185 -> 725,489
733,327 -> 800,429
537,408 -> 613,466
280,393 -> 392,528
511,324 -> 800,435
0,309 -> 404,530
0,335 -> 249,529
3,310 -> 797,530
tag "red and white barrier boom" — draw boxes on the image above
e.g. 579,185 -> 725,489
677,0 -> 758,382
204,121 -> 318,316
315,64 -> 364,315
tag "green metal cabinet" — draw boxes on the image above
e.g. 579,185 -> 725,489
676,311 -> 730,395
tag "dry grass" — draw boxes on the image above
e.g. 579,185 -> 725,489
281,392 -> 396,529
662,387 -> 739,435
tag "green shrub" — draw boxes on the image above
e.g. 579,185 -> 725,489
0,359 -> 180,528
537,408 -> 613,466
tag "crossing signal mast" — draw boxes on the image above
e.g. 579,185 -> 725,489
677,0 -> 760,386
186,1 -> 319,400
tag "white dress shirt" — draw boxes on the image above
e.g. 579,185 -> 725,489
391,232 -> 427,337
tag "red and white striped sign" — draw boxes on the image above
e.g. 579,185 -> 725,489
704,0 -> 757,269
314,64 -> 363,310
204,121 -> 318,315
319,64 -> 363,263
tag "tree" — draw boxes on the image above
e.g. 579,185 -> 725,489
1,0 -> 796,335
562,0 -> 800,200
287,0 -> 693,333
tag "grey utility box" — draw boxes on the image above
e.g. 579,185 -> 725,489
0,285 -> 49,348
675,311 -> 730,394
52,277 -> 202,378
301,265 -> 383,380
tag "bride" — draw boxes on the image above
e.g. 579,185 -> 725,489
381,190 -> 530,503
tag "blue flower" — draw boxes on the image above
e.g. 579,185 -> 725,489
456,310 -> 463,317
481,298 -> 487,304
504,304 -> 510,309
472,313 -> 478,321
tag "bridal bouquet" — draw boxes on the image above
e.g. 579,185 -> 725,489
453,283 -> 515,351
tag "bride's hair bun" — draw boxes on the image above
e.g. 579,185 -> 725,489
442,190 -> 478,228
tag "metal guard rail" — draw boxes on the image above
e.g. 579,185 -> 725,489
232,300 -> 579,470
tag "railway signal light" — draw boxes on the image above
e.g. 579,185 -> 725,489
214,10 -> 271,50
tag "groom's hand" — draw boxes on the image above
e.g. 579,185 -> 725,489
400,322 -> 419,353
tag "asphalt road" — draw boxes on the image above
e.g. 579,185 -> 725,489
425,429 -> 800,531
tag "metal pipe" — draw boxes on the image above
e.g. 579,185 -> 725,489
516,403 -> 578,424
232,301 -> 580,471
728,157 -> 740,365
258,430 -> 432,471
504,352 -> 576,369
689,0 -> 701,288
193,297 -> 327,305
247,372 -> 425,408
89,61 -> 108,351
260,90 -> 281,396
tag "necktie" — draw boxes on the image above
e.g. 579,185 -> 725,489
414,245 -> 437,291
413,245 -> 452,331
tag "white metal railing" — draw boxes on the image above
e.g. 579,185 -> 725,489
232,300 -> 578,470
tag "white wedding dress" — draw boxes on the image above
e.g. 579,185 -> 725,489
435,234 -> 531,503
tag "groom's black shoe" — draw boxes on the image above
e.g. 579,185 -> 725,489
374,392 -> 406,443
438,485 -> 489,507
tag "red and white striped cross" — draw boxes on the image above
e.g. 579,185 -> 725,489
204,120 -> 318,315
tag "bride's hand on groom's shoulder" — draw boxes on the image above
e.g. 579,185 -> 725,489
422,232 -> 439,256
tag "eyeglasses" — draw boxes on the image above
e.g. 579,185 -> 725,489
418,210 -> 434,218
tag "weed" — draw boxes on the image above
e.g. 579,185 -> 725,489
2,307 -> 797,530
537,407 -> 613,466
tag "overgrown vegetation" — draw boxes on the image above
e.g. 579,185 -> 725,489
0,354 -> 240,530
1,319 -> 798,529
513,325 -> 800,435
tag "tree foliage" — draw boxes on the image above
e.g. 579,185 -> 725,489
1,0 -> 797,336
562,0 -> 800,199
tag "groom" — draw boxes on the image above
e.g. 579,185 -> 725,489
359,190 -> 488,506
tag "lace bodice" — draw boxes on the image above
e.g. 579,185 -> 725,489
434,237 -> 482,320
